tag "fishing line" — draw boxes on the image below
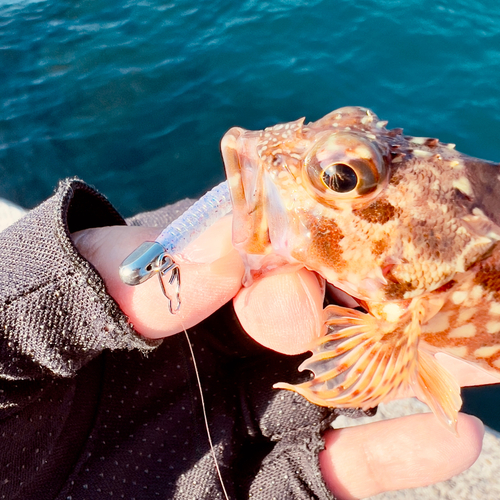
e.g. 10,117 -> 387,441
179,318 -> 231,500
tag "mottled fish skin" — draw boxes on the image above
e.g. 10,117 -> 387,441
221,106 -> 500,432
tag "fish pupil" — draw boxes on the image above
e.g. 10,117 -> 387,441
321,163 -> 358,193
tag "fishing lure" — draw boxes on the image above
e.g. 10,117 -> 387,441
119,180 -> 232,312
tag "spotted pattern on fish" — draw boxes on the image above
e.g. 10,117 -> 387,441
220,106 -> 500,432
292,215 -> 346,272
354,200 -> 400,224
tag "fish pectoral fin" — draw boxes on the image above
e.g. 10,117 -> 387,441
413,348 -> 462,434
274,304 -> 419,412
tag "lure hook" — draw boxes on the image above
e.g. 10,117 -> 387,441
119,241 -> 181,314
158,260 -> 181,314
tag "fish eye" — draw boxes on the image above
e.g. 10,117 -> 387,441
303,132 -> 387,206
321,163 -> 358,193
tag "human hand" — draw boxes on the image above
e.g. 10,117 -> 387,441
72,215 -> 327,347
72,217 -> 495,500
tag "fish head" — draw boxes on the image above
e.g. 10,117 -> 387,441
221,106 -> 500,302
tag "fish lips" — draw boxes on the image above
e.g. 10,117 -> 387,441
221,127 -> 273,255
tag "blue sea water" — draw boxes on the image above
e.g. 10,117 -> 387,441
1,0 -> 499,429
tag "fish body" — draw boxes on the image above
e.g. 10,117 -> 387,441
221,106 -> 500,431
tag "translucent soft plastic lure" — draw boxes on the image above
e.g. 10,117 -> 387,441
119,180 -> 231,312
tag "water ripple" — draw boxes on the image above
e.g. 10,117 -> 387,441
0,0 -> 499,215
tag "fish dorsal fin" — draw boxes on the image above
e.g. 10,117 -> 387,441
275,301 -> 462,432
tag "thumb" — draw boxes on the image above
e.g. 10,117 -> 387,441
71,217 -> 244,338
233,268 -> 325,355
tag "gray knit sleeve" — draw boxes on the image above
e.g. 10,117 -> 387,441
248,390 -> 337,500
0,178 -> 159,381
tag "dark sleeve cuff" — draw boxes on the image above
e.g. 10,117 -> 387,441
245,388 -> 336,499
0,178 -> 159,381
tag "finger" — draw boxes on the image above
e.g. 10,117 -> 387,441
233,268 -> 325,355
72,217 -> 244,338
319,412 -> 484,500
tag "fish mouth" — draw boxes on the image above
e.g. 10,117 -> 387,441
221,128 -> 385,304
221,127 -> 271,254
220,127 -> 248,239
